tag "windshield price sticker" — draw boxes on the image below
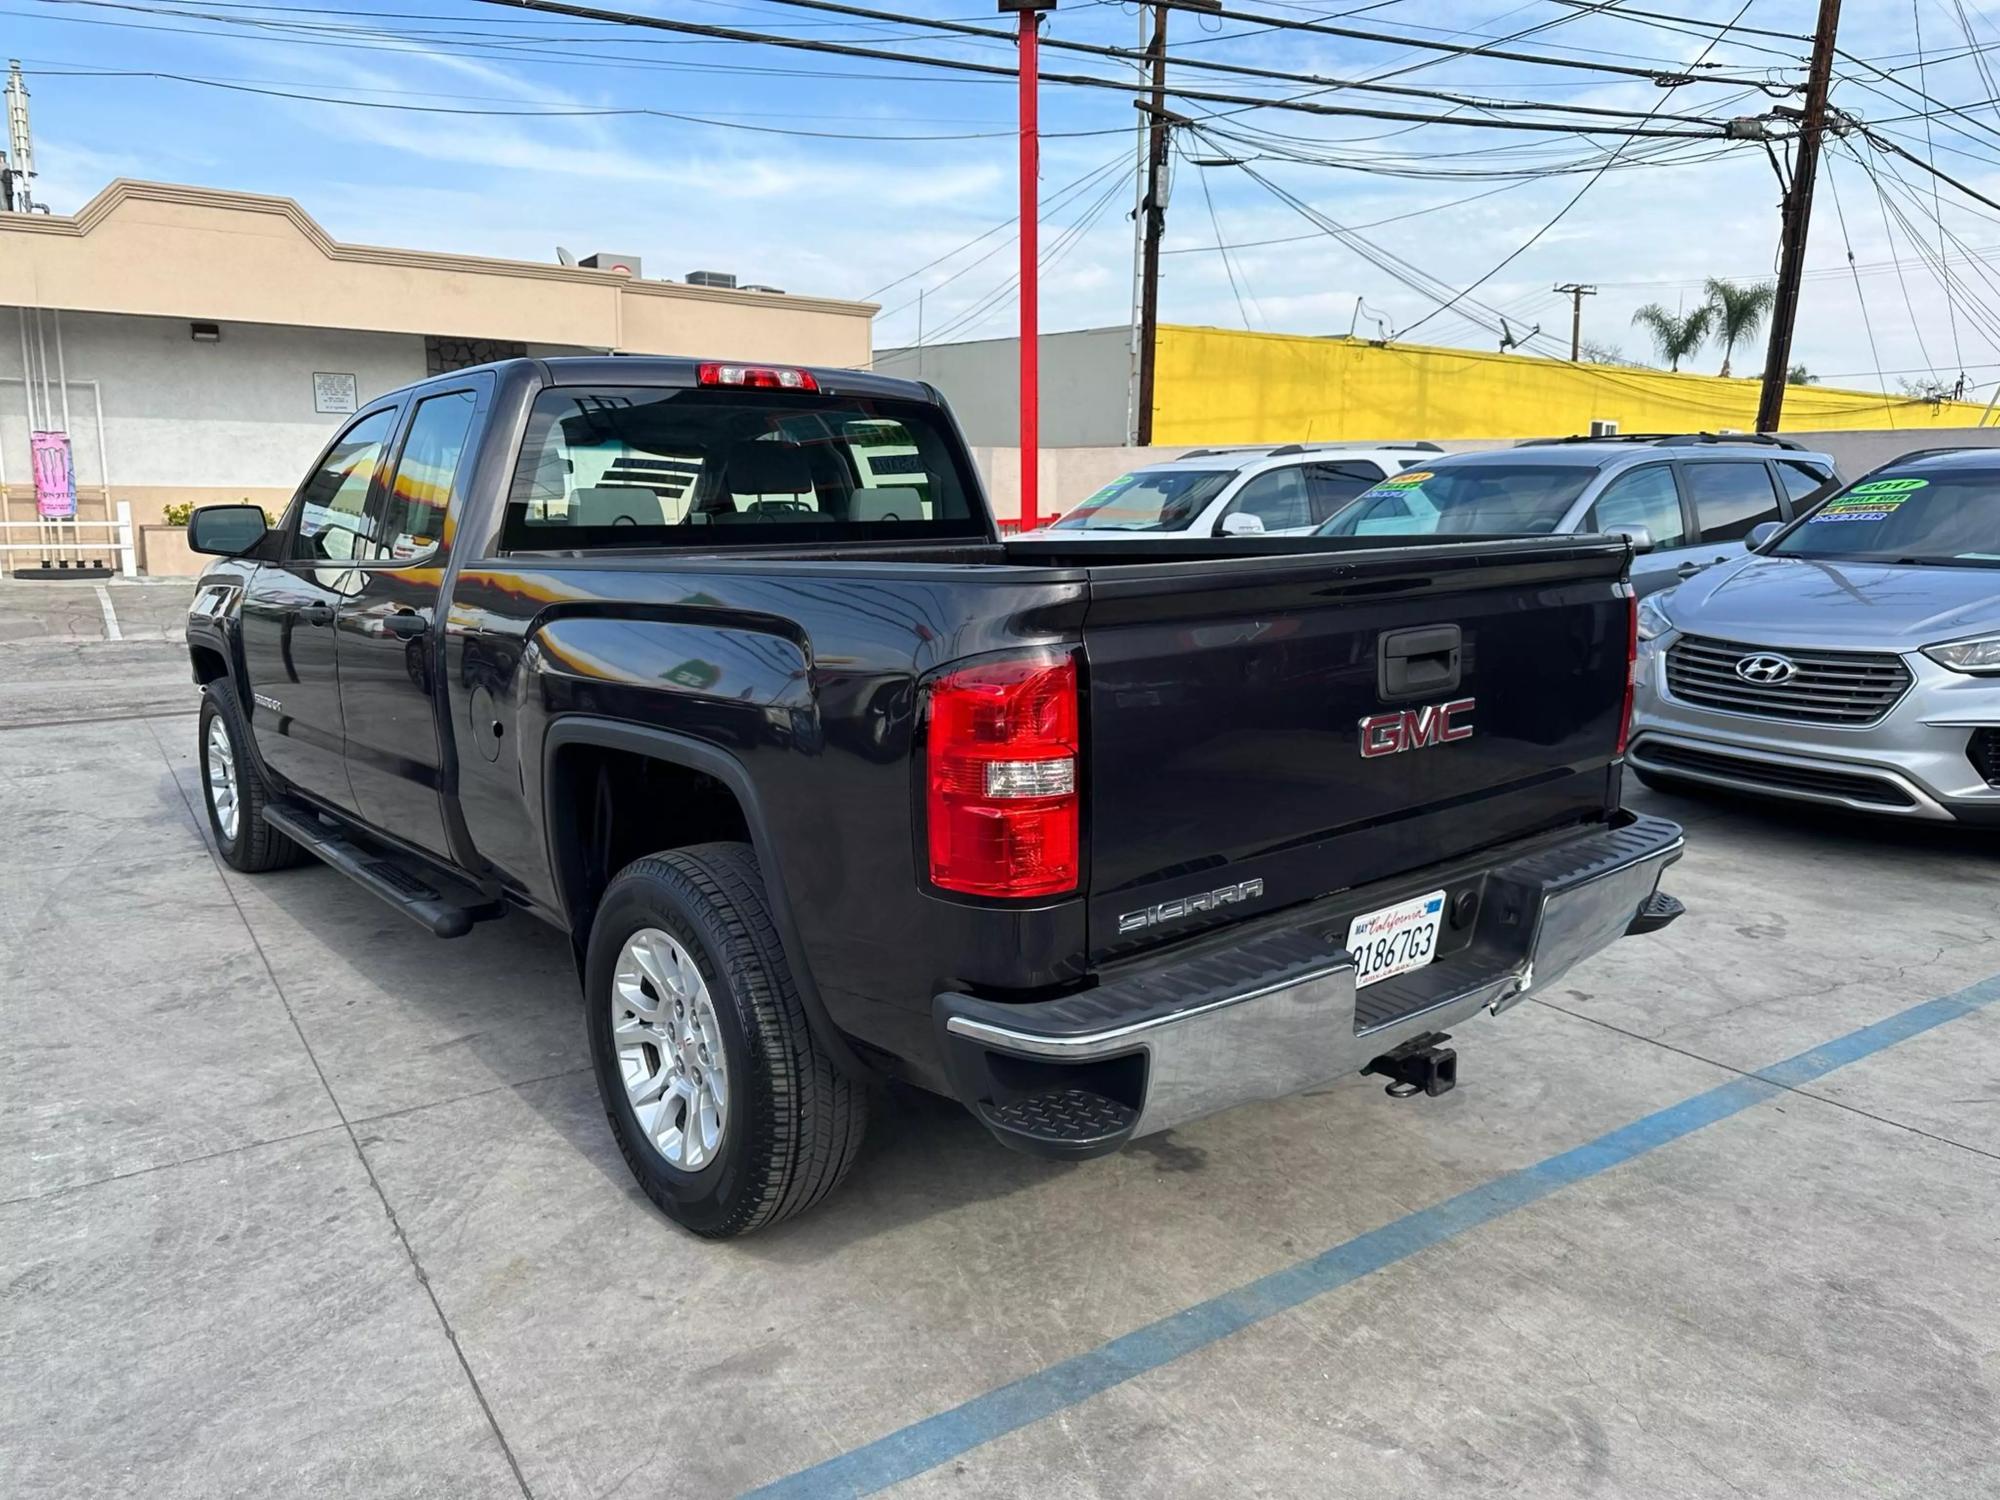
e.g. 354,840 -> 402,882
1811,476 -> 1926,524
1359,471 -> 1433,502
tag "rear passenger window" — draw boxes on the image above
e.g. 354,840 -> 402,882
1777,460 -> 1837,512
1225,466 -> 1312,531
1306,463 -> 1386,522
1684,461 -> 1781,542
1584,464 -> 1686,548
373,390 -> 477,563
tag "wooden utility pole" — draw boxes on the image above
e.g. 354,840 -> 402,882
1553,282 -> 1596,361
1134,5 -> 1171,448
1755,0 -> 1842,433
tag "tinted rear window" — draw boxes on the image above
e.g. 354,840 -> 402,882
500,386 -> 985,552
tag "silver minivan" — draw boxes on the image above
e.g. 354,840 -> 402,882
1315,434 -> 1841,594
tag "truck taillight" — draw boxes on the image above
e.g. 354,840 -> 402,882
1618,590 -> 1638,756
696,362 -> 818,391
924,651 -> 1079,899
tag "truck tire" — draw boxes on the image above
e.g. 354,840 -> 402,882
585,843 -> 868,1238
198,686 -> 309,873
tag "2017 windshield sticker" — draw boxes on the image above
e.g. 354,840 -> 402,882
1811,477 -> 1926,524
1359,471 -> 1432,501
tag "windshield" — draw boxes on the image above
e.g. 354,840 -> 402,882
1769,471 -> 2000,566
1050,469 -> 1233,532
1316,464 -> 1594,537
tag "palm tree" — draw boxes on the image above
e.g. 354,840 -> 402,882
1703,278 -> 1777,377
1630,302 -> 1714,372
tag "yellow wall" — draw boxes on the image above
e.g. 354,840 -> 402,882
1151,325 -> 1990,443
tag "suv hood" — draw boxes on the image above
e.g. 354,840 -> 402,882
1667,554 -> 2000,648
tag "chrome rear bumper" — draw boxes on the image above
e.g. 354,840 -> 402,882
936,813 -> 1684,1156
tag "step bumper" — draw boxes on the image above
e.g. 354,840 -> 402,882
936,813 -> 1685,1158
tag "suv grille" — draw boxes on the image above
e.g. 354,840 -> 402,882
1664,635 -> 1912,726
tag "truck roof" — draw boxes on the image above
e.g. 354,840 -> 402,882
384,354 -> 940,407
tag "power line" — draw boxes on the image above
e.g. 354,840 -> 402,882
455,0 -> 1741,136
28,64 -> 1104,136
1142,0 -> 1771,83
1398,0 -> 1759,344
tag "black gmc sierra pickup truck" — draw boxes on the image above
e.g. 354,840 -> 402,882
183,356 -> 1683,1237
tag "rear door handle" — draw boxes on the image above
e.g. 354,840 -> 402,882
385,612 -> 428,639
300,603 -> 334,626
1676,561 -> 1704,577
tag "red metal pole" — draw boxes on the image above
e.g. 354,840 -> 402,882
1017,9 -> 1039,529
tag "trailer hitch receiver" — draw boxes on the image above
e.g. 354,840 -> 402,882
1364,1032 -> 1457,1099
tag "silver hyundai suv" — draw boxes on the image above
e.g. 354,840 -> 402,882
1629,448 -> 2000,825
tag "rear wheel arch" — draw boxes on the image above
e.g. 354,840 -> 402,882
541,718 -> 871,1080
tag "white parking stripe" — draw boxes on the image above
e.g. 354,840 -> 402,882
93,584 -> 122,641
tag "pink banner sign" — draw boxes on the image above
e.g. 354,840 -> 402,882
32,431 -> 76,520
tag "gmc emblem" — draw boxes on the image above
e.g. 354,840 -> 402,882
1359,698 -> 1475,758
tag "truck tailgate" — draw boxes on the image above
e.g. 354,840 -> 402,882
1079,538 -> 1632,960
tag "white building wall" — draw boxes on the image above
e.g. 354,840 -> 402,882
0,309 -> 427,506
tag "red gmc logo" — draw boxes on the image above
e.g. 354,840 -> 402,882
1359,698 -> 1475,758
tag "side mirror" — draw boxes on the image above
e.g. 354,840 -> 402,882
187,503 -> 269,557
1746,520 -> 1784,551
1604,524 -> 1655,555
1218,512 -> 1265,537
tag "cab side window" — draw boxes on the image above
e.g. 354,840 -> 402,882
1306,462 -> 1387,523
372,391 -> 478,562
1777,460 -> 1837,513
1224,466 -> 1312,531
1684,459 -> 1781,542
290,408 -> 397,563
1584,464 -> 1687,548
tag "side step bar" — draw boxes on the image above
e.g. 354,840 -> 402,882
263,801 -> 505,939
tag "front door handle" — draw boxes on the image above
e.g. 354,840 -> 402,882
300,602 -> 334,626
385,612 -> 428,639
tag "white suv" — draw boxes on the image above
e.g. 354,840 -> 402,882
1043,443 -> 1443,539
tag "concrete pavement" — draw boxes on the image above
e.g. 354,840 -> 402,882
2,578 -> 1996,1499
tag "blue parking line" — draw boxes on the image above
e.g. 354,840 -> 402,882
746,972 -> 2000,1499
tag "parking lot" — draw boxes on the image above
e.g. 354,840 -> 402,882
3,575 -> 1997,1499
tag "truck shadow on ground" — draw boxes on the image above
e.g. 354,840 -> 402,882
161,766 -> 1081,1250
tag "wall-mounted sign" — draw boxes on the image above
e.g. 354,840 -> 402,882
31,431 -> 76,519
313,372 -> 359,414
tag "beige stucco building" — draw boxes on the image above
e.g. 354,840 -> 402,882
0,180 -> 875,573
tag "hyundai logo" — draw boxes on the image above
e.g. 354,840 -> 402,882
1734,652 -> 1799,685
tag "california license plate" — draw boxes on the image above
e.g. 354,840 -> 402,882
1345,890 -> 1446,988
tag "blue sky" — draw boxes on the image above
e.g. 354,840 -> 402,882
9,0 -> 2000,393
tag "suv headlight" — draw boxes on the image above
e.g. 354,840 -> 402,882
1636,592 -> 1677,642
1922,633 -> 2000,674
